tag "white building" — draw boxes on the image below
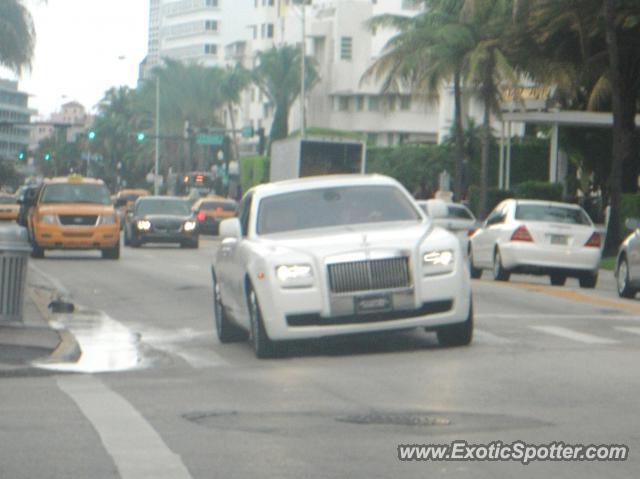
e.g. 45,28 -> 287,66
140,0 -> 254,79
0,79 -> 32,161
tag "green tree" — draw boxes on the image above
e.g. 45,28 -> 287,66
364,0 -> 475,201
252,46 -> 318,147
0,0 -> 35,72
219,64 -> 251,162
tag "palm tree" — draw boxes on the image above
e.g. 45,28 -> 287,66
219,64 -> 251,162
364,0 -> 475,201
252,46 -> 318,147
462,0 -> 520,218
0,0 -> 35,72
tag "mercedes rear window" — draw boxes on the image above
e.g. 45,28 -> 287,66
515,204 -> 591,225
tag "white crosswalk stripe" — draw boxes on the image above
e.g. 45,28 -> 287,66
529,326 -> 619,345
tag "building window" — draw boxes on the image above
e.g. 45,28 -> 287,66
388,96 -> 396,111
261,24 -> 266,38
368,96 -> 379,111
338,97 -> 350,111
206,0 -> 218,6
204,44 -> 218,55
269,0 -> 275,5
267,23 -> 274,38
340,37 -> 353,60
355,96 -> 364,111
205,20 -> 218,31
252,25 -> 257,39
400,96 -> 411,111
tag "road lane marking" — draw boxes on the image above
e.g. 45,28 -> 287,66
530,326 -> 618,344
476,280 -> 640,315
614,326 -> 640,336
473,329 -> 514,345
57,376 -> 193,479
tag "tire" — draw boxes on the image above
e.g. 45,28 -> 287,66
130,235 -> 141,248
212,270 -> 246,343
468,247 -> 482,279
101,241 -> 120,260
31,242 -> 44,259
550,273 -> 567,286
616,256 -> 637,298
437,301 -> 474,347
247,285 -> 279,359
492,248 -> 510,282
123,227 -> 130,246
579,271 -> 598,289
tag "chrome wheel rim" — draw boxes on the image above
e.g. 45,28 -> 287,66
618,261 -> 628,294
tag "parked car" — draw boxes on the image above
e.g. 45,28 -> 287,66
417,199 -> 477,254
0,193 -> 19,221
211,174 -> 473,358
124,196 -> 199,248
192,196 -> 237,235
469,199 -> 602,287
615,218 -> 640,298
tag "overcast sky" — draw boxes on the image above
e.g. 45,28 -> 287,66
3,0 -> 149,117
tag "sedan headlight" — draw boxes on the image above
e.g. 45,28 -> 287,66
136,220 -> 151,231
40,214 -> 57,225
100,214 -> 117,225
276,264 -> 314,288
422,250 -> 455,276
183,220 -> 197,232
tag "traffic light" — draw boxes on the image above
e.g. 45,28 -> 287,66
87,130 -> 96,140
137,132 -> 145,142
44,152 -> 51,161
17,150 -> 26,161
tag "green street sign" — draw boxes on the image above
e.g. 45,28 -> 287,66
196,134 -> 224,145
241,126 -> 254,138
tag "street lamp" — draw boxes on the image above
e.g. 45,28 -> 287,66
294,0 -> 311,137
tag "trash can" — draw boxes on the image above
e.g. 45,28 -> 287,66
0,225 -> 31,322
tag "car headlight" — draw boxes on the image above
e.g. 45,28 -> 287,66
100,214 -> 117,225
183,220 -> 197,232
276,264 -> 314,288
136,220 -> 151,231
422,250 -> 455,276
40,214 -> 57,225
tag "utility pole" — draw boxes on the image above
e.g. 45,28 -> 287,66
300,1 -> 306,137
154,76 -> 161,195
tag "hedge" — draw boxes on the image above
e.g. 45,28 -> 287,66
513,181 -> 563,201
621,194 -> 640,237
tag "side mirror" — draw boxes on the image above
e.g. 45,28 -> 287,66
424,199 -> 449,219
219,218 -> 242,239
625,217 -> 640,231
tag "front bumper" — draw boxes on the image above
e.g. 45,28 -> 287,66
499,242 -> 601,273
33,223 -> 119,249
136,228 -> 198,243
253,264 -> 471,341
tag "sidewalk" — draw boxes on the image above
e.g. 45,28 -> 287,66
0,286 -> 80,375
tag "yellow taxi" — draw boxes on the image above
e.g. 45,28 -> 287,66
192,195 -> 237,235
28,175 -> 120,259
114,188 -> 150,227
0,193 -> 19,221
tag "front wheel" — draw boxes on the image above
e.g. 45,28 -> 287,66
492,249 -> 510,282
248,285 -> 279,359
468,248 -> 482,279
437,301 -> 474,347
616,257 -> 637,298
101,241 -> 120,260
550,273 -> 567,286
31,242 -> 44,259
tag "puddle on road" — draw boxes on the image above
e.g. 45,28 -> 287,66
34,311 -> 145,374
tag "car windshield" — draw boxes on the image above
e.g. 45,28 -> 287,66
515,204 -> 591,225
447,205 -> 474,220
257,185 -> 421,235
137,199 -> 191,216
40,183 -> 111,205
201,201 -> 236,212
0,196 -> 16,204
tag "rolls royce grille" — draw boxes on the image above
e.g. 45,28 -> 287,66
328,257 -> 411,293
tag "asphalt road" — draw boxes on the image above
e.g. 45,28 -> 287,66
2,237 -> 640,478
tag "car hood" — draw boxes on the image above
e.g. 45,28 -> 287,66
255,221 -> 439,259
37,204 -> 114,215
139,214 -> 192,221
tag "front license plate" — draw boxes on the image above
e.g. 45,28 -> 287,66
354,294 -> 393,314
549,234 -> 568,245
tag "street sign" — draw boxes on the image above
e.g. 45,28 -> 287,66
241,126 -> 254,138
196,134 -> 224,145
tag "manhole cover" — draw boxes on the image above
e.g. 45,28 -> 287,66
337,412 -> 451,427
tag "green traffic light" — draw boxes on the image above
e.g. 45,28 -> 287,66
137,132 -> 145,141
18,151 -> 25,160
87,130 -> 96,140
44,153 -> 51,161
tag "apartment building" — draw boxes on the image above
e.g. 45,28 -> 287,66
140,0 -> 253,79
0,79 -> 32,161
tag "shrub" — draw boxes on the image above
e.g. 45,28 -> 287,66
468,186 -> 514,219
514,181 -> 563,201
620,194 -> 640,237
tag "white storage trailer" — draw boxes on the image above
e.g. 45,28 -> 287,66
269,137 -> 366,181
